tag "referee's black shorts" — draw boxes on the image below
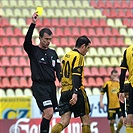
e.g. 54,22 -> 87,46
58,89 -> 91,118
32,82 -> 58,112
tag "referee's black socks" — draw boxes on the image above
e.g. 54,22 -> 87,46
40,118 -> 50,133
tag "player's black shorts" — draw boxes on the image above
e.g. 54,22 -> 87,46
108,108 -> 123,120
32,81 -> 58,112
58,89 -> 90,118
126,84 -> 133,114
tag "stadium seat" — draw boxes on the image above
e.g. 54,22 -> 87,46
14,28 -> 23,37
102,9 -> 110,17
59,0 -> 67,8
66,1 -> 74,8
95,9 -> 105,18
1,18 -> 10,27
14,67 -> 24,77
97,0 -> 105,8
0,47 -> 6,56
92,37 -> 101,46
5,8 -> 14,17
104,77 -> 110,82
86,9 -> 95,18
127,28 -> 133,37
28,77 -> 32,87
109,37 -> 117,46
1,77 -> 11,88
1,57 -> 10,66
0,27 -> 5,36
63,9 -> 71,17
10,77 -> 20,88
96,77 -> 104,87
121,1 -> 129,8
70,8 -> 79,18
113,47 -> 122,56
34,1 -> 42,7
74,0 -> 82,8
88,77 -> 96,87
85,88 -> 92,96
19,77 -> 29,88
55,28 -> 64,36
6,67 -> 15,77
23,67 -> 31,77
6,89 -> 15,96
110,9 -> 118,18
80,28 -> 88,35
101,37 -> 109,46
78,9 -> 87,17
92,87 -> 101,95
0,89 -> 6,97
19,57 -> 28,66
59,18 -> 67,27
97,47 -> 106,57
0,67 -> 6,77
5,27 -> 14,36
10,37 -> 19,46
107,67 -> 114,74
88,28 -> 96,36
82,0 -> 91,8
83,78 -> 88,87
105,1 -> 113,8
47,9 -> 55,17
43,18 -> 51,27
55,9 -> 63,17
64,27 -> 71,36
119,28 -> 128,36
117,37 -> 125,46
126,9 -> 133,18
99,67 -> 108,77
50,0 -> 58,8
10,57 -> 19,66
99,19 -> 107,27
6,47 -> 14,56
18,0 -> 26,7
125,37 -> 133,45
42,0 -> 50,8
51,18 -> 59,27
105,47 -> 114,56
89,47 -> 98,57
64,47 -> 72,54
118,9 -> 125,18
56,47 -> 65,57
115,19 -> 126,28
14,8 -> 22,17
107,18 -> 115,27
72,27 -> 80,36
115,66 -> 121,75
94,57 -> 103,66
112,28 -> 120,36
14,47 -> 23,56
15,88 -> 24,96
102,57 -> 111,66
83,18 -> 91,27
104,27 -> 112,36
75,18 -> 83,27
22,8 -> 30,17
110,57 -> 119,66
67,18 -> 75,27
96,28 -> 104,36
91,19 -> 99,27
90,1 -> 97,8
90,67 -> 99,76
85,57 -> 95,67
60,37 -> 68,46
84,67 -> 91,77
24,88 -> 32,96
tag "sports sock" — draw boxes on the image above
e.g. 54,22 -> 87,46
110,123 -> 115,133
82,125 -> 91,133
40,118 -> 50,133
116,120 -> 123,133
51,123 -> 63,133
126,126 -> 133,133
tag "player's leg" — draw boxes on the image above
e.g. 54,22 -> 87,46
126,114 -> 133,133
116,116 -> 123,133
51,111 -> 71,133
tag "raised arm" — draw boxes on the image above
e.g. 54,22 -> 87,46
23,12 -> 38,52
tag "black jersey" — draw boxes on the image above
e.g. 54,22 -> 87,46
23,23 -> 61,83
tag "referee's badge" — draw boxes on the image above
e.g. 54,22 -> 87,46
52,60 -> 55,67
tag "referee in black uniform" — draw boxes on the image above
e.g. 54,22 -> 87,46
23,12 -> 61,133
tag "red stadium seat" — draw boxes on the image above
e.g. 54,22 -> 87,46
99,19 -> 108,27
121,1 -> 129,8
1,18 -> 10,26
97,0 -> 105,8
112,28 -> 120,36
118,9 -> 125,18
14,28 -> 23,36
68,37 -> 75,46
72,27 -> 80,36
14,67 -> 24,76
59,18 -> 67,27
84,67 -> 91,77
80,28 -> 88,36
91,19 -> 99,27
83,18 -> 91,27
19,57 -> 28,66
23,67 -> 31,77
67,18 -> 75,27
126,9 -> 133,18
90,1 -> 97,8
75,18 -> 83,27
92,37 -> 101,46
88,77 -> 96,87
104,77 -> 110,82
14,47 -> 23,56
104,28 -> 112,36
55,28 -> 64,36
1,57 -> 10,66
110,9 -> 118,18
1,77 -> 11,88
64,27 -> 71,36
109,37 -> 117,46
96,77 -> 104,87
83,78 -> 88,87
90,67 -> 99,76
52,37 -> 60,46
6,67 -> 15,77
18,37 -> 25,46
96,28 -> 104,36
60,37 -> 68,46
105,1 -> 113,8
10,77 -> 20,88
6,47 -> 14,56
101,37 -> 109,46
28,77 -> 32,87
0,27 -> 5,36
5,27 -> 14,36
19,77 -> 29,88
51,18 -> 59,27
114,1 -> 121,8
43,18 -> 51,27
0,47 -> 6,56
0,67 -> 6,77
10,57 -> 19,66
88,28 -> 96,36
107,67 -> 114,74
99,67 -> 108,77
117,37 -> 125,46
1,37 -> 10,46
10,37 -> 19,46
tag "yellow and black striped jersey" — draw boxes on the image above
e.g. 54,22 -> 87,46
101,80 -> 120,109
120,45 -> 133,87
61,49 -> 84,92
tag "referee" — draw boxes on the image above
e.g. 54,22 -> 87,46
23,12 -> 61,133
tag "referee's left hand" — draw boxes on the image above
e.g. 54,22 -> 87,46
69,94 -> 77,106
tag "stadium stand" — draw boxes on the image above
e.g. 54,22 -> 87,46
0,0 -> 132,97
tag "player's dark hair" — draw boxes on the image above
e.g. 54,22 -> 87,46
111,69 -> 118,74
39,28 -> 52,38
75,36 -> 91,48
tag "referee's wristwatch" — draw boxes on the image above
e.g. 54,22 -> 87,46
73,88 -> 78,94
